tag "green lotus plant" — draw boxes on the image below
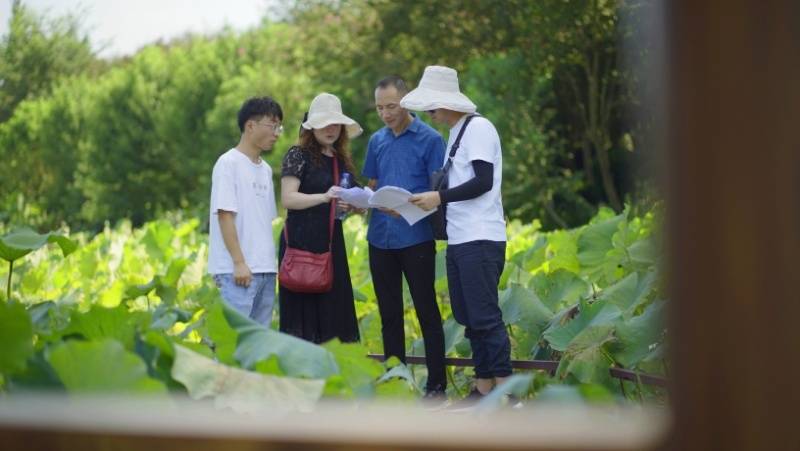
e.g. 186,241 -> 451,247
0,228 -> 77,300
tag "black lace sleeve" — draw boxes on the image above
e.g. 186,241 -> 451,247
281,146 -> 307,179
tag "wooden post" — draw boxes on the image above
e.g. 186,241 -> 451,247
666,1 -> 800,449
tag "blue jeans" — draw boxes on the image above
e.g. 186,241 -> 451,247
446,240 -> 511,379
213,273 -> 276,326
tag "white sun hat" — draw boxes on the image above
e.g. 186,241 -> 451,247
301,92 -> 363,138
400,65 -> 477,113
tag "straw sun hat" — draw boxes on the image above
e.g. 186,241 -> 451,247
400,65 -> 477,114
301,92 -> 363,138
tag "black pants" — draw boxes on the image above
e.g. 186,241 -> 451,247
447,240 -> 511,379
369,241 -> 446,391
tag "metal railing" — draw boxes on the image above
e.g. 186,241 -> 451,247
367,354 -> 667,388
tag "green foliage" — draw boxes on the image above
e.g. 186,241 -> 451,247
531,269 -> 589,311
1,0 -> 649,231
0,228 -> 77,263
0,2 -> 99,122
611,301 -> 665,368
545,299 -> 620,353
0,205 -> 665,406
221,302 -> 339,378
0,22 -> 312,229
0,0 -> 666,399
47,339 -> 167,394
171,344 -> 325,413
322,339 -> 384,397
282,0 -> 645,226
500,284 -> 554,358
65,304 -> 147,350
203,301 -> 239,365
0,301 -> 33,375
0,228 -> 77,299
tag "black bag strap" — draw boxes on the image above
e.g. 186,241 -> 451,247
441,113 -> 479,174
328,156 -> 339,250
283,155 -> 338,251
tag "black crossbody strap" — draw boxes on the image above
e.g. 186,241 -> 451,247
442,113 -> 478,173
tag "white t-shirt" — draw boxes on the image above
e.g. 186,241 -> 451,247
444,115 -> 507,245
207,148 -> 278,274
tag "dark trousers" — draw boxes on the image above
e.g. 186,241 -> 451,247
446,240 -> 511,379
369,241 -> 446,391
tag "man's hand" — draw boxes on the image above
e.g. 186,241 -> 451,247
233,261 -> 252,287
409,191 -> 441,211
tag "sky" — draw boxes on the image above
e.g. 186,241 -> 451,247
0,0 -> 279,58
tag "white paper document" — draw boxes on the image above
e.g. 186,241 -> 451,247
336,186 -> 435,226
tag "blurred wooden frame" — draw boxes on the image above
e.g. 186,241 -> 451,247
1,1 -> 799,450
666,0 -> 800,450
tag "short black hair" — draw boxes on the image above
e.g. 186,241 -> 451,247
376,76 -> 409,96
237,96 -> 283,132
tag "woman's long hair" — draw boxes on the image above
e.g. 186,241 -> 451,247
296,125 -> 357,175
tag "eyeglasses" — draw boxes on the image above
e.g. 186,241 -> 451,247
258,121 -> 284,134
376,103 -> 400,113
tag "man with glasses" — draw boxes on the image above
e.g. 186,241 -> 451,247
207,96 -> 283,325
362,76 -> 448,400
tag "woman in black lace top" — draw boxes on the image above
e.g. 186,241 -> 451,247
278,93 -> 363,344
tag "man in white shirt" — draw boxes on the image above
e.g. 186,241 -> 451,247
207,97 -> 284,325
404,66 -> 511,402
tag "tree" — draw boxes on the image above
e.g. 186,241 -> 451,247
517,0 -> 640,212
0,0 -> 99,122
284,0 -> 641,225
0,0 -> 648,230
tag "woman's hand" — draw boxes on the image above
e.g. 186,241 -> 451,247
322,186 -> 341,203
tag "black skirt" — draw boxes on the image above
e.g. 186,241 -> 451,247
278,147 -> 359,344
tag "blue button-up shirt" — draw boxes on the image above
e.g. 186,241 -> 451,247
362,115 -> 446,249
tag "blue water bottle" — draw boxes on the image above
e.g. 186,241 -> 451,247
336,172 -> 353,220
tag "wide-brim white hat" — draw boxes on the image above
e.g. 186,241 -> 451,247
400,65 -> 477,114
301,92 -> 363,138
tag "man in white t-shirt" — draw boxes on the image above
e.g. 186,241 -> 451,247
403,66 -> 511,403
207,97 -> 284,325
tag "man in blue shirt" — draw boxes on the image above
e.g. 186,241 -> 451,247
363,76 -> 447,399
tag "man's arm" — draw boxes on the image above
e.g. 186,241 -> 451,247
218,210 -> 251,287
438,160 -> 493,203
409,160 -> 493,211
